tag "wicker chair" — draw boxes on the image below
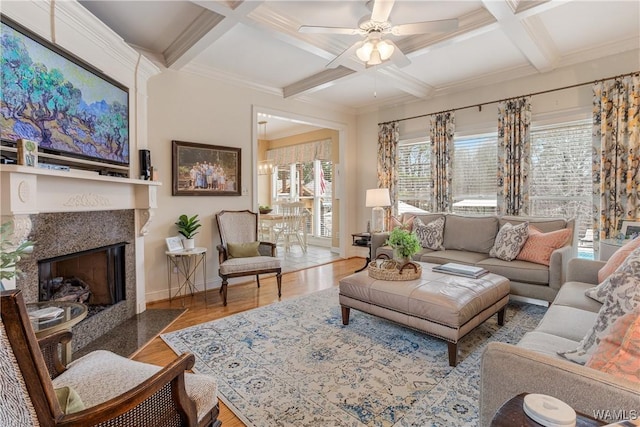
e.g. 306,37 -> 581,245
216,210 -> 282,306
0,289 -> 221,427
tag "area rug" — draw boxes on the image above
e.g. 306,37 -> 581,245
161,287 -> 546,426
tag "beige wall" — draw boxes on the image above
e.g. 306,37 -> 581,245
144,69 -> 356,302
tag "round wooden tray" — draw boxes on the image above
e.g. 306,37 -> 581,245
368,260 -> 422,281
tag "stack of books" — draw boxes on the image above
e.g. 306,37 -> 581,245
432,263 -> 489,279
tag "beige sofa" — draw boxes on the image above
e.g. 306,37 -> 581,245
479,258 -> 639,426
372,213 -> 576,302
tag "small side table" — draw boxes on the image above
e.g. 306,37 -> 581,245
26,301 -> 88,363
166,247 -> 207,305
491,393 -> 604,426
352,232 -> 372,273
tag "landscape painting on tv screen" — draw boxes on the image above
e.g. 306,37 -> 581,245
0,17 -> 129,165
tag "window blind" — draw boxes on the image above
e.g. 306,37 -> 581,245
452,135 -> 497,214
397,141 -> 431,212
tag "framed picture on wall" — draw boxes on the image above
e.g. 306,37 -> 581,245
620,221 -> 640,239
172,140 -> 241,196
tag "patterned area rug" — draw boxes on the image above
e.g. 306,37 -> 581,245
161,287 -> 546,426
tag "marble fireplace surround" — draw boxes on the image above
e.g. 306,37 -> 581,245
1,166 -> 159,351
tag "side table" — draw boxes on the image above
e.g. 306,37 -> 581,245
26,301 -> 88,363
166,247 -> 207,305
491,393 -> 604,426
352,232 -> 372,272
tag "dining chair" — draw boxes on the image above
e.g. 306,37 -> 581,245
273,202 -> 307,253
215,210 -> 282,306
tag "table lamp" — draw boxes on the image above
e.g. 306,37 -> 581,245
366,188 -> 391,233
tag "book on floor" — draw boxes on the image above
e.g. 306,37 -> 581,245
432,263 -> 489,279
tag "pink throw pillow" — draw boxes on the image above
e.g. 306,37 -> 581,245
516,225 -> 572,266
586,310 -> 640,383
598,236 -> 640,283
390,215 -> 415,231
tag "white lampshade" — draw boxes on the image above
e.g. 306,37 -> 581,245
366,188 -> 391,207
366,188 -> 391,233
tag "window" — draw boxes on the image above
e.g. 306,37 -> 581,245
529,120 -> 592,244
452,135 -> 497,215
397,140 -> 431,212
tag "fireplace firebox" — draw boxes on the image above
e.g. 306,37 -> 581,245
38,243 -> 127,311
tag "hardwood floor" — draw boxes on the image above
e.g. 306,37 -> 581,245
133,257 -> 364,427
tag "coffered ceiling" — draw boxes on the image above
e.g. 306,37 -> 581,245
79,0 -> 639,120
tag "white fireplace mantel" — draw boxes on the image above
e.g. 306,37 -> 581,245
1,165 -> 160,239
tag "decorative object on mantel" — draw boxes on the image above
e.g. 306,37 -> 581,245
175,214 -> 200,250
0,221 -> 34,290
16,139 -> 38,167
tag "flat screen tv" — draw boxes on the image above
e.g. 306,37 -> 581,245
1,16 -> 130,166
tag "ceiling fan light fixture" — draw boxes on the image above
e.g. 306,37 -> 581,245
356,41 -> 374,61
377,40 -> 394,60
368,49 -> 382,65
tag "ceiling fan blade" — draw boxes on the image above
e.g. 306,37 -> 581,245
391,19 -> 458,36
387,40 -> 411,68
371,0 -> 395,23
299,25 -> 363,35
326,41 -> 364,68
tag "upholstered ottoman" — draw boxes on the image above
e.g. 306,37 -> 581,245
339,262 -> 510,366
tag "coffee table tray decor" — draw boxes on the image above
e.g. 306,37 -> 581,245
368,258 -> 422,281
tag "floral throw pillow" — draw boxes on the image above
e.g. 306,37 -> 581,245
413,217 -> 444,250
597,236 -> 640,282
585,245 -> 640,303
585,309 -> 640,383
558,269 -> 640,364
489,222 -> 529,261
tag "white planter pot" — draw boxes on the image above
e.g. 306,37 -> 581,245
183,238 -> 195,250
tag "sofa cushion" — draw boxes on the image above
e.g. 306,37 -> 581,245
516,226 -> 572,266
552,281 -> 603,314
517,331 -> 581,359
489,222 -> 529,261
500,216 -> 567,233
597,236 -> 640,283
559,270 -> 640,364
535,305 -> 599,342
476,258 -> 549,285
585,309 -> 640,383
420,250 -> 489,265
413,217 -> 445,250
586,245 -> 640,303
443,215 -> 498,253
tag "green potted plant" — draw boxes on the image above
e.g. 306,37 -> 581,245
1,221 -> 34,290
385,227 -> 421,266
175,214 -> 201,250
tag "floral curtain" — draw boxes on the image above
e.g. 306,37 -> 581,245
377,122 -> 399,226
592,74 -> 640,241
497,97 -> 531,215
429,112 -> 455,212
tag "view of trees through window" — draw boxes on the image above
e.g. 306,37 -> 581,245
396,120 -> 592,245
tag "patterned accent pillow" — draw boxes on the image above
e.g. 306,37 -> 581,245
413,217 -> 444,250
585,309 -> 640,383
515,225 -> 572,266
597,236 -> 640,283
558,269 -> 640,364
586,245 -> 640,303
489,222 -> 529,261
390,215 -> 415,231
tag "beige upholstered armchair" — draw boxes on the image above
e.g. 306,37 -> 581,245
0,289 -> 220,427
216,210 -> 282,306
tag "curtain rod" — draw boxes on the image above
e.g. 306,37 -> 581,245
378,70 -> 639,126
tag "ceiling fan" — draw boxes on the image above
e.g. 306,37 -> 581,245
299,0 -> 458,69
